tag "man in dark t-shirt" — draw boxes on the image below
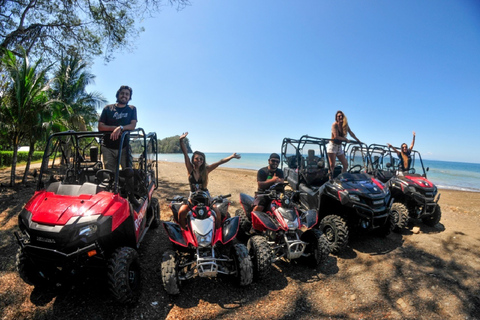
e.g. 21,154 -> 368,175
252,153 -> 285,212
98,85 -> 138,172
98,85 -> 139,207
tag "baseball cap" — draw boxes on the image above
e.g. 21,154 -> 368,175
269,153 -> 280,160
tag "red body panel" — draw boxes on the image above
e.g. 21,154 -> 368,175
404,175 -> 434,188
24,190 -> 130,231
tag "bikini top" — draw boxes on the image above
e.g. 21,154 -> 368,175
188,171 -> 206,192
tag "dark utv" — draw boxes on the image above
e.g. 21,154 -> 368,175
281,135 -> 394,254
367,144 -> 441,230
14,129 -> 159,303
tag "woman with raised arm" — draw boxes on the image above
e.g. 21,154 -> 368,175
177,132 -> 241,229
327,110 -> 361,178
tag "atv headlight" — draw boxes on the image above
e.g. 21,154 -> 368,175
350,194 -> 361,202
78,224 -> 98,237
195,230 -> 213,248
407,186 -> 416,193
287,219 -> 299,230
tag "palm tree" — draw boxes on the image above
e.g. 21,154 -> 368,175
1,48 -> 52,186
50,54 -> 106,132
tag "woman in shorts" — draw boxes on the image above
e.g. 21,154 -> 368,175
327,110 -> 361,178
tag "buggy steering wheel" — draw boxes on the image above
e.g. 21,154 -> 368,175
96,169 -> 114,188
348,165 -> 362,173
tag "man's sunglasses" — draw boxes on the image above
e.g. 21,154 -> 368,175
270,159 -> 280,163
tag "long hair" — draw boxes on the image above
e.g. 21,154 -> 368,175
335,110 -> 348,137
191,151 -> 208,188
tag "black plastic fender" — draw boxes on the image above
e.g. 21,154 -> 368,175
300,209 -> 318,229
162,222 -> 187,247
170,203 -> 182,223
239,193 -> 255,218
222,216 -> 240,244
251,211 -> 281,231
216,199 -> 230,218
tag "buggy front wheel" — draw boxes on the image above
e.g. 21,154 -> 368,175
108,247 -> 141,303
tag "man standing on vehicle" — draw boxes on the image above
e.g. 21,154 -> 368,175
252,153 -> 285,212
98,85 -> 139,207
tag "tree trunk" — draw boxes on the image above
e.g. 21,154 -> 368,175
10,143 -> 18,187
22,139 -> 36,184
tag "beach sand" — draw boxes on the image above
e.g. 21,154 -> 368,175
1,161 -> 480,319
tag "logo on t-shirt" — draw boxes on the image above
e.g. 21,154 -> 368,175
113,111 -> 129,120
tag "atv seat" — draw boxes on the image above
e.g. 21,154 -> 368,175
302,150 -> 328,186
375,169 -> 394,183
286,155 -> 298,169
46,181 -> 105,196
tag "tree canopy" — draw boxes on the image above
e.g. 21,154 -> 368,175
158,135 -> 192,153
1,0 -> 190,64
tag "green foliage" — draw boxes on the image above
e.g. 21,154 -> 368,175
0,0 -> 190,65
0,151 -> 44,168
158,135 -> 192,153
50,53 -> 106,131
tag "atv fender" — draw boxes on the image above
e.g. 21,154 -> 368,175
251,211 -> 281,232
222,216 -> 240,244
216,199 -> 230,219
300,209 -> 318,229
162,222 -> 187,247
239,193 -> 255,218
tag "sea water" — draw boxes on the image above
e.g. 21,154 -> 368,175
157,153 -> 480,192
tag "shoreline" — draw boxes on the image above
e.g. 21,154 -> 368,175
157,161 -> 480,217
157,160 -> 480,193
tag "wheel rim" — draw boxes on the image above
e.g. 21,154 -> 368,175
129,266 -> 139,289
324,225 -> 335,243
392,210 -> 399,224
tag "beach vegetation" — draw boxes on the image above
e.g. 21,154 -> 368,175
158,135 -> 192,153
0,0 -> 191,66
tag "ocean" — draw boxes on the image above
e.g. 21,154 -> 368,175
157,153 -> 480,193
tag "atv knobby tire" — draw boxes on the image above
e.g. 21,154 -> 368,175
319,215 -> 349,254
391,202 -> 409,232
422,204 -> 442,227
108,247 -> 141,303
247,235 -> 271,281
16,248 -> 46,286
231,243 -> 253,286
150,197 -> 161,228
302,229 -> 331,267
161,249 -> 180,295
235,209 -> 252,241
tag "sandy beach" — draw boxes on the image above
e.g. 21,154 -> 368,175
1,161 -> 480,319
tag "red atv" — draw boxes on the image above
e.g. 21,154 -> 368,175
161,191 -> 253,294
14,129 -> 159,303
367,144 -> 441,230
236,183 -> 330,279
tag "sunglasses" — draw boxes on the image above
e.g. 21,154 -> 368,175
270,159 -> 280,163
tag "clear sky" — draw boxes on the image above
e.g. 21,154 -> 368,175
89,0 -> 480,164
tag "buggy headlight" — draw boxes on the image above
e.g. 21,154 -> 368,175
407,186 -> 416,193
79,224 -> 98,237
350,194 -> 361,202
287,219 -> 299,230
195,230 -> 212,247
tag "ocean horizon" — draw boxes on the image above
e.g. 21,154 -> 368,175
157,152 -> 480,193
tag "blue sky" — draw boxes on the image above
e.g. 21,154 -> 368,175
89,0 -> 480,164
